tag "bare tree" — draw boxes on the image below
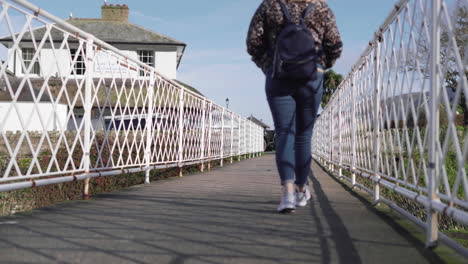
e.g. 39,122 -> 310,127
405,3 -> 467,125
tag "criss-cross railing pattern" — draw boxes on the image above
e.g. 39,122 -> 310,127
0,0 -> 264,192
313,0 -> 468,255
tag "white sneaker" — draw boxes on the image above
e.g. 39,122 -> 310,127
296,185 -> 311,207
277,192 -> 296,213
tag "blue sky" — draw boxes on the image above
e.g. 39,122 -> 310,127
24,0 -> 398,127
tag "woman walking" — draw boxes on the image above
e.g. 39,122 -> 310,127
246,0 -> 342,213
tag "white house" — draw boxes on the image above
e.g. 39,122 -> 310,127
0,3 -> 186,80
0,4 -> 199,132
0,72 -> 68,132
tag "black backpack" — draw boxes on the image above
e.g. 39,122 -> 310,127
272,0 -> 319,81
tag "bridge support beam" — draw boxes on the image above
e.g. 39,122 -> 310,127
200,100 -> 207,173
145,71 -> 155,184
230,112 -> 234,164
351,73 -> 357,188
372,33 -> 382,204
83,37 -> 94,200
220,108 -> 225,167
426,0 -> 441,249
178,85 -> 185,177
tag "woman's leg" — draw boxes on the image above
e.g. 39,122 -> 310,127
265,67 -> 299,187
293,72 -> 324,188
267,95 -> 297,186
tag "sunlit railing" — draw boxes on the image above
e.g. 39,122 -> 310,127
313,0 -> 468,256
0,0 -> 264,195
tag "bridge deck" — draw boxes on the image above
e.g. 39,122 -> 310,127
0,154 -> 443,263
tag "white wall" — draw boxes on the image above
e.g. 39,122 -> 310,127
41,49 -> 71,78
94,50 -> 140,79
8,47 -> 178,80
7,48 -> 15,75
0,102 -> 68,132
155,51 -> 177,79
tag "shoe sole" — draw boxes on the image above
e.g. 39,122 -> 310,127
278,208 -> 295,214
296,201 -> 308,207
296,196 -> 311,207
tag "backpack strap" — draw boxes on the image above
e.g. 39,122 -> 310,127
276,0 -> 292,22
300,3 -> 315,24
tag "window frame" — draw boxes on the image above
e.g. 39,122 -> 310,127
21,48 -> 40,75
137,50 -> 155,77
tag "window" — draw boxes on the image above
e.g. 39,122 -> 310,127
70,49 -> 86,75
21,48 -> 40,75
138,50 -> 154,76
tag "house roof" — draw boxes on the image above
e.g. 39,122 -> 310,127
174,80 -> 204,97
247,115 -> 270,129
70,19 -> 185,46
0,19 -> 185,46
0,19 -> 186,66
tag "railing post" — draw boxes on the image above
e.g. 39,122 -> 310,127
249,121 -> 252,158
338,88 -> 342,179
145,71 -> 155,184
238,116 -> 241,161
230,112 -> 234,163
321,119 -> 324,164
220,108 -> 225,167
258,127 -> 260,156
257,127 -> 260,156
200,100 -> 206,172
246,121 -> 249,158
329,105 -> 334,171
178,86 -> 185,177
254,127 -> 259,157
372,35 -> 382,204
246,120 -> 248,158
427,0 -> 441,248
243,119 -> 246,159
261,127 -> 264,155
251,123 -> 254,157
251,122 -> 253,157
351,73 -> 357,187
259,127 -> 262,155
207,103 -> 213,170
83,38 -> 94,200
247,121 -> 250,158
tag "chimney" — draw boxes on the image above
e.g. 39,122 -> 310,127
102,4 -> 129,22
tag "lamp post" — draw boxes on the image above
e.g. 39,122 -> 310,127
225,98 -> 230,109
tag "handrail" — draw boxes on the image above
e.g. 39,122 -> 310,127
313,0 -> 468,257
0,0 -> 265,195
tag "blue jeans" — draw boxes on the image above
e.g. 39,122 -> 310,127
266,67 -> 324,186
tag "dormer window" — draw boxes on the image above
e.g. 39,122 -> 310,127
138,50 -> 154,76
21,48 -> 40,75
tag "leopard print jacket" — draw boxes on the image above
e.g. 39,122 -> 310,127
246,0 -> 343,72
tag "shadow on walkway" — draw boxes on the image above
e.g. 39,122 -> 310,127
0,155 -> 447,263
308,172 -> 361,264
310,162 -> 444,263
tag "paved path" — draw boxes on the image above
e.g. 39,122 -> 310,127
0,155 -> 445,263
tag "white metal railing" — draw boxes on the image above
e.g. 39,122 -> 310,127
0,0 -> 264,194
313,0 -> 468,256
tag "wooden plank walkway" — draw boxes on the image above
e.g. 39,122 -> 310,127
0,154 -> 448,263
